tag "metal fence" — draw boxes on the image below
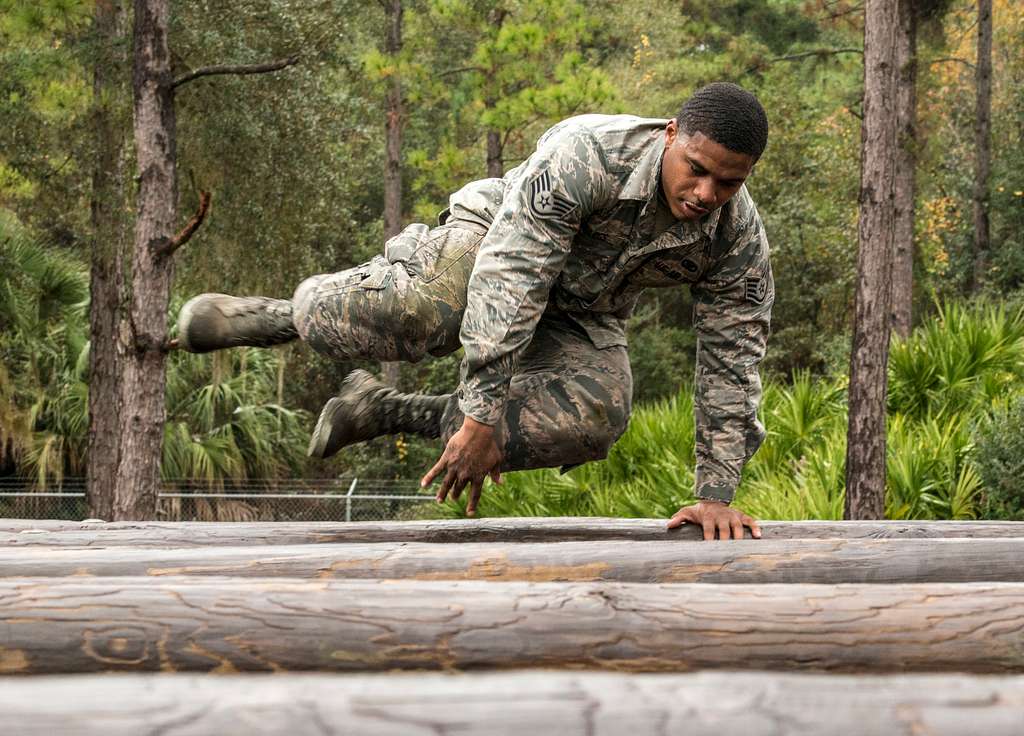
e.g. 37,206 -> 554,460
0,478 -> 439,522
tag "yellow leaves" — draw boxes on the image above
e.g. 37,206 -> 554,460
632,33 -> 654,72
920,196 -> 959,277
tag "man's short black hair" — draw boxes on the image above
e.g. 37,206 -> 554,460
676,82 -> 768,160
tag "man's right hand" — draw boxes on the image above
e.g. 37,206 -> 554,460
667,500 -> 761,540
421,416 -> 503,516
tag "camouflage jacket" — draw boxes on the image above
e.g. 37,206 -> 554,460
448,114 -> 774,503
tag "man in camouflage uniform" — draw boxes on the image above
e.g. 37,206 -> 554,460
178,82 -> 772,540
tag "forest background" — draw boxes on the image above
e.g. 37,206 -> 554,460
1,0 -> 1023,520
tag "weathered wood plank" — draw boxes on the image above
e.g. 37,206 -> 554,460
2,577 -> 1023,674
3,671 -> 1023,736
4,517 -> 1024,546
5,538 -> 1024,584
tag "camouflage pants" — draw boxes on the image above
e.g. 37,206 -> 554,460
292,221 -> 633,471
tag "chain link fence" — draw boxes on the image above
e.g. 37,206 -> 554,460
0,478 -> 439,522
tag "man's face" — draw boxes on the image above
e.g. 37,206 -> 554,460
660,120 -> 755,221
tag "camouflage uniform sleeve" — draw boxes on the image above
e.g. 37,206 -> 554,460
457,125 -> 611,426
690,198 -> 773,503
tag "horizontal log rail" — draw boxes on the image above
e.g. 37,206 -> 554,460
4,518 -> 1024,546
5,538 -> 1024,584
2,578 -> 1023,674
2,671 -> 1023,735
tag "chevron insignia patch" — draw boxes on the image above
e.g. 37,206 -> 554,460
528,170 -> 576,219
744,272 -> 769,304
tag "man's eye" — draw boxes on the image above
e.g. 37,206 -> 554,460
689,163 -> 703,175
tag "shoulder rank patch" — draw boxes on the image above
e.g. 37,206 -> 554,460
528,170 -> 576,219
744,271 -> 769,304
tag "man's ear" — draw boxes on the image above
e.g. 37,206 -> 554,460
664,119 -> 678,148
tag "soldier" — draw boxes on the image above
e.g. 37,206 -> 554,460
177,82 -> 772,540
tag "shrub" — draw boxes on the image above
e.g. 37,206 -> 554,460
972,395 -> 1024,520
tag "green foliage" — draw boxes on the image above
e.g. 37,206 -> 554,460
0,213 -> 310,487
888,301 -> 1024,418
625,321 -> 696,403
162,347 -> 310,486
972,395 -> 1024,520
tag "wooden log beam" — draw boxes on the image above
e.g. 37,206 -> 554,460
2,671 -> 1023,735
4,517 -> 1024,546
2,577 -> 1023,674
5,538 -> 1024,584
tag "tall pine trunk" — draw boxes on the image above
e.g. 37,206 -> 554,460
890,0 -> 917,339
845,0 -> 900,520
382,0 -> 403,387
486,128 -> 503,178
483,8 -> 508,179
971,0 -> 992,289
87,0 -> 129,519
113,0 -> 177,519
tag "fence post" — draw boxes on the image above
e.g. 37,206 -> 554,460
345,477 -> 358,523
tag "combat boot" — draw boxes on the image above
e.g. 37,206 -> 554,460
176,294 -> 298,353
308,369 -> 450,459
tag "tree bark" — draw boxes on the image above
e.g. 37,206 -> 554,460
891,0 -> 917,338
2,578 -> 1023,673
845,0 -> 900,520
113,0 -> 177,520
971,0 -> 993,289
87,0 -> 129,521
382,0 -> 403,241
4,518 -> 1024,545
381,0 -> 403,388
483,8 -> 508,179
486,128 -> 503,178
6,538 -> 1024,584
3,672 -> 1023,735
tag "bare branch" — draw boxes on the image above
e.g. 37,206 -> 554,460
436,66 -> 484,79
159,190 -> 211,257
172,56 -> 299,90
745,47 -> 863,75
927,57 -> 976,70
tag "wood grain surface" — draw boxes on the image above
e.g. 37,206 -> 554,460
4,538 -> 1024,584
2,577 -> 1023,674
2,671 -> 1024,735
4,517 -> 1024,546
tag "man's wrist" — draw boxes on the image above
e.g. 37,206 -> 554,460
696,496 -> 729,506
461,416 -> 495,434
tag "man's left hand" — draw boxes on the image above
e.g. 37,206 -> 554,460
667,500 -> 761,540
421,416 -> 503,516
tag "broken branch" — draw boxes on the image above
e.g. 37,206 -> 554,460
159,190 -> 210,257
171,55 -> 299,90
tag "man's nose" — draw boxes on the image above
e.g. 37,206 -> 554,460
695,178 -> 716,207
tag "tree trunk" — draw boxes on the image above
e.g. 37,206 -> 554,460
971,0 -> 993,289
5,518 -> 1024,545
486,128 -> 503,178
87,0 -> 129,520
7,538 -> 1024,584
3,578 -> 1023,673
381,0 -> 403,388
845,0 -> 900,520
4,672 -> 1024,735
483,8 -> 508,179
890,0 -> 917,339
113,0 -> 177,520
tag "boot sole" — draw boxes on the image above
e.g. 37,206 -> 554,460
307,397 -> 345,459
